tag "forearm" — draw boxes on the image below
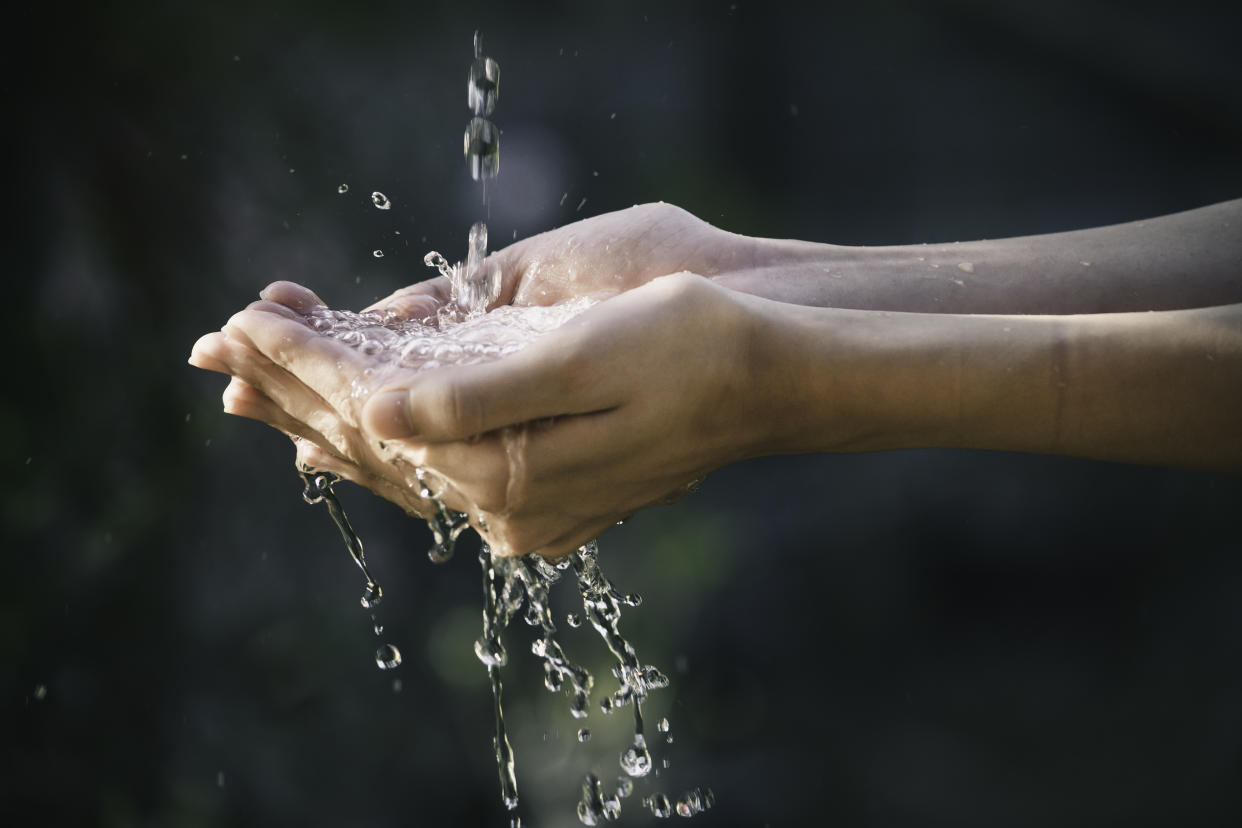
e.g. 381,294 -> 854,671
750,298 -> 1242,470
717,199 -> 1242,315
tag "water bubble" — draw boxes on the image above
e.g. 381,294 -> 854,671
375,644 -> 402,670
338,183 -> 349,194
657,717 -> 670,732
578,728 -> 591,742
371,191 -> 391,210
567,612 -> 581,628
372,249 -> 384,258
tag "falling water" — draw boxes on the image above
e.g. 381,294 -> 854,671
290,31 -> 713,822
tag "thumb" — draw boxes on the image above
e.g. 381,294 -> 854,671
362,337 -> 610,441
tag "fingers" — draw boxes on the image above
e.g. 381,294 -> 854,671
223,307 -> 368,414
362,332 -> 614,442
189,331 -> 233,374
259,280 -> 325,313
362,277 -> 451,319
221,377 -> 335,449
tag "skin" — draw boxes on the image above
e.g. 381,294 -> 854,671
190,201 -> 1242,559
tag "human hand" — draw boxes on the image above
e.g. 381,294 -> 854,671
189,281 -> 436,518
194,273 -> 774,558
366,202 -> 760,320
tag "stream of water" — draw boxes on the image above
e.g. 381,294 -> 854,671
294,32 -> 713,823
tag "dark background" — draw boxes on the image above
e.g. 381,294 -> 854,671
5,1 -> 1242,826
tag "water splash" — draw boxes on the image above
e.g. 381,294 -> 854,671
286,32 -> 713,821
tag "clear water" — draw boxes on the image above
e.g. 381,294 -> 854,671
291,31 -> 715,823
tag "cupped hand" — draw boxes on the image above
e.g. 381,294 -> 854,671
366,202 -> 759,320
194,273 -> 774,558
188,282 -> 444,518
360,273 -> 772,558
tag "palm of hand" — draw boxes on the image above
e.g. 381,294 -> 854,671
190,204 -> 763,557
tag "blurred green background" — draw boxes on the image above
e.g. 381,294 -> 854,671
5,1 -> 1242,826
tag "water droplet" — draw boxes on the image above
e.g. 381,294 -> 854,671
567,612 -> 581,628
1080,260 -> 1092,266
657,717 -> 670,732
468,55 -> 500,116
372,249 -> 384,258
617,777 -> 633,798
576,197 -> 587,211
646,793 -> 672,818
474,635 -> 507,667
392,678 -> 403,693
373,622 -> 384,635
463,117 -> 501,181
216,771 -> 225,788
371,191 -> 391,210
361,581 -> 383,609
33,683 -> 47,701
600,697 -> 613,714
375,644 -> 402,670
337,183 -> 349,194
957,262 -> 974,273
578,728 -> 591,742
620,736 -> 652,777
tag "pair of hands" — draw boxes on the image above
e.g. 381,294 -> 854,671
190,203 -> 781,558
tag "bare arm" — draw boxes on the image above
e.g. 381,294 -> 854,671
720,199 -> 1242,314
754,299 -> 1242,470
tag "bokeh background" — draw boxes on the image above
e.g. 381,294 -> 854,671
6,1 -> 1242,826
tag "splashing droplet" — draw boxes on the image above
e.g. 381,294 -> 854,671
620,735 -> 652,777
657,717 -> 670,732
337,183 -> 349,194
645,793 -> 672,818
578,728 -> 591,742
375,644 -> 402,670
373,249 -> 385,258
361,581 -> 383,609
371,191 -> 391,210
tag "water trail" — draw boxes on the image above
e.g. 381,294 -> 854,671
288,32 -> 717,821
477,547 -> 520,810
299,471 -> 401,672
